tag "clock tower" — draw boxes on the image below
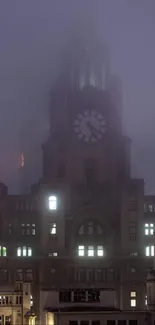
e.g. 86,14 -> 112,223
42,33 -> 130,188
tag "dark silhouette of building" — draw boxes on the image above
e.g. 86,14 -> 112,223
0,30 -> 155,325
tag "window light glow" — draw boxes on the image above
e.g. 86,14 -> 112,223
145,245 -> 154,257
88,245 -> 94,256
78,245 -> 104,257
49,196 -> 57,210
50,223 -> 56,235
78,245 -> 85,256
97,245 -> 104,256
17,246 -> 32,257
0,246 -> 7,257
130,291 -> 136,307
144,223 -> 154,235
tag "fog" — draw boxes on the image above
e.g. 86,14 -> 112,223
0,0 -> 155,193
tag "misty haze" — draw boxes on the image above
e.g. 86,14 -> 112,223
0,0 -> 155,194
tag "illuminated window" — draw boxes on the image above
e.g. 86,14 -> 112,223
48,252 -> 58,257
50,223 -> 56,235
145,245 -> 154,256
17,246 -> 32,257
97,245 -> 104,256
144,223 -> 154,235
0,246 -> 7,257
30,295 -> 33,307
49,196 -> 57,210
148,204 -> 153,212
78,245 -> 85,256
145,295 -> 147,306
88,245 -> 94,256
130,291 -> 136,307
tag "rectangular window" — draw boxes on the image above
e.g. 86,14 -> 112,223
49,196 -> 57,210
97,245 -> 104,256
88,245 -> 94,256
144,223 -> 154,235
49,223 -> 56,235
148,204 -> 153,212
73,290 -> 86,302
145,245 -> 154,256
78,245 -> 85,256
16,269 -> 23,281
17,246 -> 32,257
0,269 -> 8,281
32,224 -> 36,235
0,246 -> 7,257
48,252 -> 58,257
8,223 -> 12,235
25,269 -> 33,281
130,291 -> 136,307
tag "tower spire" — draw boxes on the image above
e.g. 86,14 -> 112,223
57,3 -> 109,91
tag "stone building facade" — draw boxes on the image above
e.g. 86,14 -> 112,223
0,33 -> 155,325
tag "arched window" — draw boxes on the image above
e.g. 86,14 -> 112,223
0,246 -> 7,257
78,221 -> 103,235
48,196 -> 57,210
17,246 -> 32,257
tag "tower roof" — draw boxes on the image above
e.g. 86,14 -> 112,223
56,9 -> 109,91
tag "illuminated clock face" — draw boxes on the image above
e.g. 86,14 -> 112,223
73,110 -> 106,143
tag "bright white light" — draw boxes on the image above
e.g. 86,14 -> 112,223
28,247 -> 32,257
49,196 -> 57,210
88,245 -> 94,256
23,247 -> 27,257
17,247 -> 21,257
78,245 -> 85,256
145,245 -> 154,256
131,299 -> 136,307
51,223 -> 56,234
97,245 -> 104,256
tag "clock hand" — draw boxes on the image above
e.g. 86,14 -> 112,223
87,122 -> 99,138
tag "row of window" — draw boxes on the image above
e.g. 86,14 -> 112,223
0,268 -> 33,281
69,321 -> 137,325
144,203 -> 155,213
6,222 -> 155,237
0,295 -> 22,305
0,245 -> 154,257
7,222 -> 57,235
78,245 -> 104,257
59,289 -> 143,309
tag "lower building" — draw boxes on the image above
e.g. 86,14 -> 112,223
0,282 -> 33,325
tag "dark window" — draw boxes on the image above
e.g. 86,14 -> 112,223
15,269 -> 23,281
0,269 -> 8,281
25,269 -> 33,281
95,268 -> 102,282
118,321 -> 126,325
88,290 -> 100,302
5,316 -> 11,325
69,322 -> 78,325
92,322 -> 100,325
73,290 -> 86,302
128,201 -> 137,211
129,321 -> 137,325
86,269 -> 94,282
59,291 -> 71,303
80,322 -> 89,325
107,322 -> 115,325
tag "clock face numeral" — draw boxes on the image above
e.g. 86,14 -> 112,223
73,110 -> 106,143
